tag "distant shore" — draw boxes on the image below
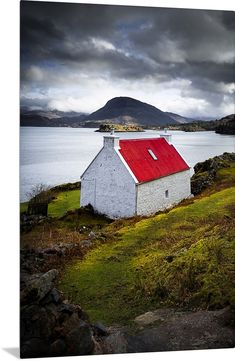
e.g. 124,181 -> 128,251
95,124 -> 144,132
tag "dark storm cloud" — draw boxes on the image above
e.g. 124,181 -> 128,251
20,1 -> 235,116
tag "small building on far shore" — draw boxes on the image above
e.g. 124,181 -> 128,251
80,133 -> 191,219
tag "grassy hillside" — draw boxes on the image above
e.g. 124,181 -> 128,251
59,165 -> 235,325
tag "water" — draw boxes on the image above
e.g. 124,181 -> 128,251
20,127 -> 235,202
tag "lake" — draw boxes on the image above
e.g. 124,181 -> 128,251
20,127 -> 235,202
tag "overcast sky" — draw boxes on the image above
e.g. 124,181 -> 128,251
20,1 -> 235,117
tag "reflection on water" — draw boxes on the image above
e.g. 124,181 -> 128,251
20,127 -> 235,201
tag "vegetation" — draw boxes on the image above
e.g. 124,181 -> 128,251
96,123 -> 144,132
48,189 -> 81,217
58,162 -> 235,325
20,157 -> 235,327
21,205 -> 111,249
169,114 -> 235,134
215,114 -> 235,135
20,181 -> 81,218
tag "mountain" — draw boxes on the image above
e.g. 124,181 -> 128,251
20,110 -> 87,127
84,97 -> 177,126
20,97 -> 203,128
165,112 -> 197,124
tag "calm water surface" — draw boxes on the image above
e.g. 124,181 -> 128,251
20,127 -> 235,201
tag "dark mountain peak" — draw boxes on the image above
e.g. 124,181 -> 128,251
105,96 -> 155,108
85,96 -> 176,126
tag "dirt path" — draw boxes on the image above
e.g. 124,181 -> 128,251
101,307 -> 235,353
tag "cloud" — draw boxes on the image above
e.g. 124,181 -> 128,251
25,66 -> 44,82
20,2 -> 235,118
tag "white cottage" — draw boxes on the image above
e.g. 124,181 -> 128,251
80,134 -> 191,219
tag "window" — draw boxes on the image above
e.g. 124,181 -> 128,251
148,149 -> 158,160
165,190 -> 169,198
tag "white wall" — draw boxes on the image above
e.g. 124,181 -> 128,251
137,169 -> 191,216
80,139 -> 136,219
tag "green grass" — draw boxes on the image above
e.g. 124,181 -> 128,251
59,187 -> 235,325
48,189 -> 80,217
20,189 -> 80,218
20,202 -> 28,213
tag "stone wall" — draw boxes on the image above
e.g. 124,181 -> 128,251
137,169 -> 191,216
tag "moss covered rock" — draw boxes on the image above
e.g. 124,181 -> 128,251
191,152 -> 235,195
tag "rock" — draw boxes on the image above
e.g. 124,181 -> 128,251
128,307 -> 235,352
89,231 -> 96,239
50,288 -> 63,304
20,268 -> 99,358
93,339 -> 104,354
134,311 -> 160,327
191,152 -> 235,195
43,247 -> 63,256
191,171 -> 214,195
21,269 -> 59,304
58,303 -> 76,315
65,322 -> 95,355
93,321 -> 109,336
21,304 -> 56,341
21,337 -> 50,358
164,255 -> 175,263
41,287 -> 63,305
80,239 -> 92,248
102,331 -> 128,354
50,339 -> 66,356
134,309 -> 176,327
79,225 -> 87,233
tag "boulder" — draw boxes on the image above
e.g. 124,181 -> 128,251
65,322 -> 95,355
93,321 -> 109,336
80,239 -> 92,248
50,339 -> 66,356
21,269 -> 58,305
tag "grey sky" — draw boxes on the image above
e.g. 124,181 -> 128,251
20,1 -> 235,117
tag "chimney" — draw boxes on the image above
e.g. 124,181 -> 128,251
159,128 -> 172,143
103,129 -> 120,149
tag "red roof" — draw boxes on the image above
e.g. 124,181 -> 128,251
119,137 -> 189,183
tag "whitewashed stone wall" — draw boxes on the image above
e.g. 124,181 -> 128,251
80,137 -> 136,219
136,169 -> 191,216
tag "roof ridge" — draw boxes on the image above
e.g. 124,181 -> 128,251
119,137 -> 165,142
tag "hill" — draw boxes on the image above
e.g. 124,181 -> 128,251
21,97 -> 197,128
20,109 -> 87,127
83,96 -> 177,126
215,114 -> 235,135
57,153 -> 235,325
165,111 -> 196,124
20,153 -> 235,354
171,114 -> 235,134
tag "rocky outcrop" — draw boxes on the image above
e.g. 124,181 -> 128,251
20,269 -> 99,358
126,307 -> 235,352
191,152 -> 235,195
96,307 -> 235,354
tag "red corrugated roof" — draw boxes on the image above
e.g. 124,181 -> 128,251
119,137 -> 189,183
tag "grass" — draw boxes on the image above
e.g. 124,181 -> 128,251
21,160 -> 235,325
59,186 -> 235,325
20,189 -> 81,218
48,189 -> 80,217
21,199 -> 111,250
